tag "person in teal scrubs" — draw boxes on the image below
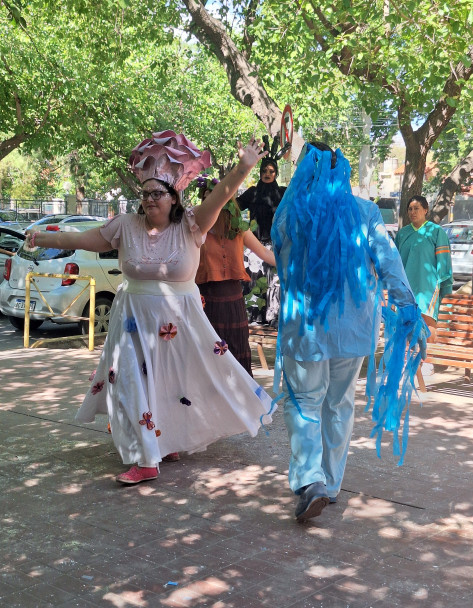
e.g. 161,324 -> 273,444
395,195 -> 453,345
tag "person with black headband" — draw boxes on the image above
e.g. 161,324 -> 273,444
237,135 -> 289,326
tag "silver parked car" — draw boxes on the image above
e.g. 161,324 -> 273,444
25,214 -> 105,233
443,221 -> 473,281
0,221 -> 122,332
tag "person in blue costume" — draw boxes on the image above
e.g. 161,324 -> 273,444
271,142 -> 428,523
394,195 -> 453,374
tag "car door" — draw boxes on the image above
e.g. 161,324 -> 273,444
97,249 -> 122,290
446,224 -> 473,276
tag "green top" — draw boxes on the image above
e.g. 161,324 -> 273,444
394,221 -> 453,321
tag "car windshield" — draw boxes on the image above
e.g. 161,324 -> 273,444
0,233 -> 23,251
380,208 -> 396,224
18,243 -> 75,261
0,211 -> 18,221
444,225 -> 473,244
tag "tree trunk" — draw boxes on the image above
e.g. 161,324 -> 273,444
71,153 -> 86,210
75,185 -> 85,214
182,0 -> 305,162
430,149 -> 473,224
398,147 -> 427,226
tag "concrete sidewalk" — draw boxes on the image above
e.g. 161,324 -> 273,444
0,346 -> 472,608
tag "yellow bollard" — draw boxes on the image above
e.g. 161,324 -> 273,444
24,274 -> 31,348
88,278 -> 96,351
23,271 -> 97,350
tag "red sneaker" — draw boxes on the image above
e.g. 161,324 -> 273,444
116,465 -> 158,484
162,452 -> 180,462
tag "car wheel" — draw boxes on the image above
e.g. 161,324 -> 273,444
80,296 -> 114,335
8,316 -> 44,330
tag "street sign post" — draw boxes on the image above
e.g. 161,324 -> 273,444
280,105 -> 293,160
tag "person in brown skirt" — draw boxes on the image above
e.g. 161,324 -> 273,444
195,178 -> 276,375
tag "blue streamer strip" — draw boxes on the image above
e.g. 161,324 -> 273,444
366,303 -> 428,465
282,369 -> 321,424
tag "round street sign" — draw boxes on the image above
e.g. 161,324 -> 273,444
280,105 -> 293,160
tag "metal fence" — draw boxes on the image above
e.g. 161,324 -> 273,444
0,198 -> 140,220
0,199 -> 65,220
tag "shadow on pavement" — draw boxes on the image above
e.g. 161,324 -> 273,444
1,348 -> 472,607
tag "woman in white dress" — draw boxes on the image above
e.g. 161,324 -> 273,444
25,131 -> 275,485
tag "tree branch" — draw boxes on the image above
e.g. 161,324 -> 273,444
32,84 -> 58,134
301,5 -> 400,95
415,46 -> 473,154
308,0 -> 342,39
241,0 -> 258,60
183,0 -> 279,133
0,133 -> 28,162
86,130 -> 140,195
182,0 -> 305,160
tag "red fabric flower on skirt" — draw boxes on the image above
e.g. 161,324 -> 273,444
91,381 -> 105,394
139,411 -> 155,430
159,323 -> 178,340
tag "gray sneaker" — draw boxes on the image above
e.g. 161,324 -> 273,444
295,482 -> 330,522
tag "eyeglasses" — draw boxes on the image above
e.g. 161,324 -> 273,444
141,190 -> 170,201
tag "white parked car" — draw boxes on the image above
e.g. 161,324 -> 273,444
25,214 -> 105,233
443,221 -> 473,282
0,221 -> 122,332
0,226 -> 25,284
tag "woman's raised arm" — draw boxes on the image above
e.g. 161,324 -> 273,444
194,138 -> 267,234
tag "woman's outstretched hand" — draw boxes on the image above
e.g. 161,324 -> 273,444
193,136 -> 267,234
237,137 -> 268,170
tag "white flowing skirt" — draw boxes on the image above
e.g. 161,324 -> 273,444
76,278 -> 275,467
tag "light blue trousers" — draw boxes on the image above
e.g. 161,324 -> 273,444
283,356 -> 364,497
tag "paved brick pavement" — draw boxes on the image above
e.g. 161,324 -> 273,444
1,346 -> 472,608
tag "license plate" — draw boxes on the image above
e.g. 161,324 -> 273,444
14,299 -> 36,311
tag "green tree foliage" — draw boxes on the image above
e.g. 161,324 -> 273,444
248,0 -> 473,222
2,0 -> 472,217
0,149 -> 66,199
0,0 -> 259,198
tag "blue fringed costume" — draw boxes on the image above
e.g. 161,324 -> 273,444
271,144 -> 427,510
